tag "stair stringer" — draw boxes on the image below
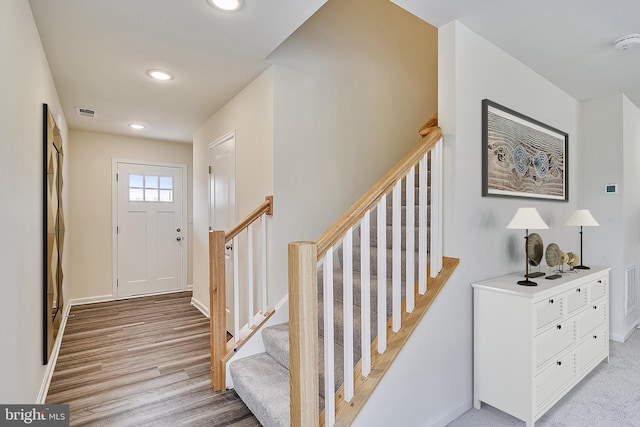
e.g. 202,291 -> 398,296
224,294 -> 289,388
322,256 -> 459,427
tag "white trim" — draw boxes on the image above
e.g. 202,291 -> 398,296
112,159 -> 188,298
610,320 -> 640,343
419,398 -> 472,427
68,294 -> 114,306
191,297 -> 210,318
37,302 -> 72,403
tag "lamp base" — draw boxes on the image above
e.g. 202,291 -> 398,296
526,272 -> 545,278
573,265 -> 590,270
517,279 -> 538,286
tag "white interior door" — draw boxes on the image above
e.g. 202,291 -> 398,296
116,162 -> 185,298
209,133 -> 236,333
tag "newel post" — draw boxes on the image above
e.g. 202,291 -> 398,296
288,241 -> 319,426
209,230 -> 227,391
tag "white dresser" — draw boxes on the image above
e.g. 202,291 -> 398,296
472,267 -> 610,427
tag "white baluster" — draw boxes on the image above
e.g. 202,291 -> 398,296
323,250 -> 335,427
360,211 -> 371,377
405,166 -> 415,313
392,181 -> 402,332
261,214 -> 267,314
233,235 -> 240,342
377,195 -> 387,354
419,155 -> 428,294
343,228 -> 354,402
430,140 -> 443,276
247,223 -> 254,328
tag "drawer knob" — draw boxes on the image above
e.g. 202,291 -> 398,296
598,280 -> 602,283
576,288 -> 581,293
557,361 -> 562,366
549,298 -> 554,304
593,305 -> 598,310
593,335 -> 598,339
557,324 -> 562,330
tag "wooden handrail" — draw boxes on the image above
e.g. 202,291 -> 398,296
225,195 -> 273,242
315,127 -> 442,259
419,112 -> 438,136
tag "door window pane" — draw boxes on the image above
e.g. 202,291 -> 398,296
129,188 -> 144,201
129,174 -> 144,188
159,190 -> 173,202
128,173 -> 175,202
145,175 -> 159,188
145,189 -> 159,202
159,176 -> 173,190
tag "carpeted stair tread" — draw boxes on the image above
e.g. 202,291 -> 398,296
262,323 -> 291,370
261,322 -> 345,399
229,353 -> 292,427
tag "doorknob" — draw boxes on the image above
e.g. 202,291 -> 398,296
176,237 -> 182,241
176,228 -> 181,232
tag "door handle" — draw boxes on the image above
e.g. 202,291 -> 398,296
176,237 -> 182,241
176,227 -> 181,232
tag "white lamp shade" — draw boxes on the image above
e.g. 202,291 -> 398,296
506,208 -> 549,230
566,209 -> 599,227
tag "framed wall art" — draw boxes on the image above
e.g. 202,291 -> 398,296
482,99 -> 568,201
43,103 -> 65,365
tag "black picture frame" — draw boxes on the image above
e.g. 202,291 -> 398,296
482,99 -> 568,201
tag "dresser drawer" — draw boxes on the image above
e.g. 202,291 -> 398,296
536,352 -> 576,408
577,327 -> 607,372
566,286 -> 587,313
536,297 -> 563,330
577,303 -> 607,338
536,319 -> 576,368
589,278 -> 607,301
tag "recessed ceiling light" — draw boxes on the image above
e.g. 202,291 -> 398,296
146,69 -> 174,81
207,0 -> 242,12
129,124 -> 145,130
614,34 -> 640,51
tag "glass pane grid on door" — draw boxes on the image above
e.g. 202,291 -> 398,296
129,174 -> 173,202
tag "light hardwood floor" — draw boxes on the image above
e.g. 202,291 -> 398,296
46,292 -> 261,426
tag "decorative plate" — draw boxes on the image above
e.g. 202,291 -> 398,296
527,233 -> 544,267
545,243 -> 561,267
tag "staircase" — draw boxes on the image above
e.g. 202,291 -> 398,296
212,116 -> 459,426
230,178 -> 421,426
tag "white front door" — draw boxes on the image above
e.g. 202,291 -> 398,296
115,162 -> 185,298
209,133 -> 236,333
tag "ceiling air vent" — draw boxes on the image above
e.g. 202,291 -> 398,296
75,107 -> 97,118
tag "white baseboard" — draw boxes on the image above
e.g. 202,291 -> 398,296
37,302 -> 73,403
610,320 -> 640,342
419,398 -> 472,427
68,294 -> 114,306
191,297 -> 210,318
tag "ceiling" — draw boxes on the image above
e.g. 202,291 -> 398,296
29,0 -> 640,143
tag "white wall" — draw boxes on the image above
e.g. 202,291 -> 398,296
192,68 -> 274,310
268,0 -> 438,306
579,94 -> 640,341
353,21 -> 581,427
67,130 -> 193,300
622,97 -> 640,335
0,0 -> 68,402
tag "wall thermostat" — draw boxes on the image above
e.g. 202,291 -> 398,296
605,184 -> 618,194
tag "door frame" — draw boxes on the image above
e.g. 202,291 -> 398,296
111,159 -> 188,299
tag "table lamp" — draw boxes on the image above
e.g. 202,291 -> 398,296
507,208 -> 549,286
565,209 -> 599,269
